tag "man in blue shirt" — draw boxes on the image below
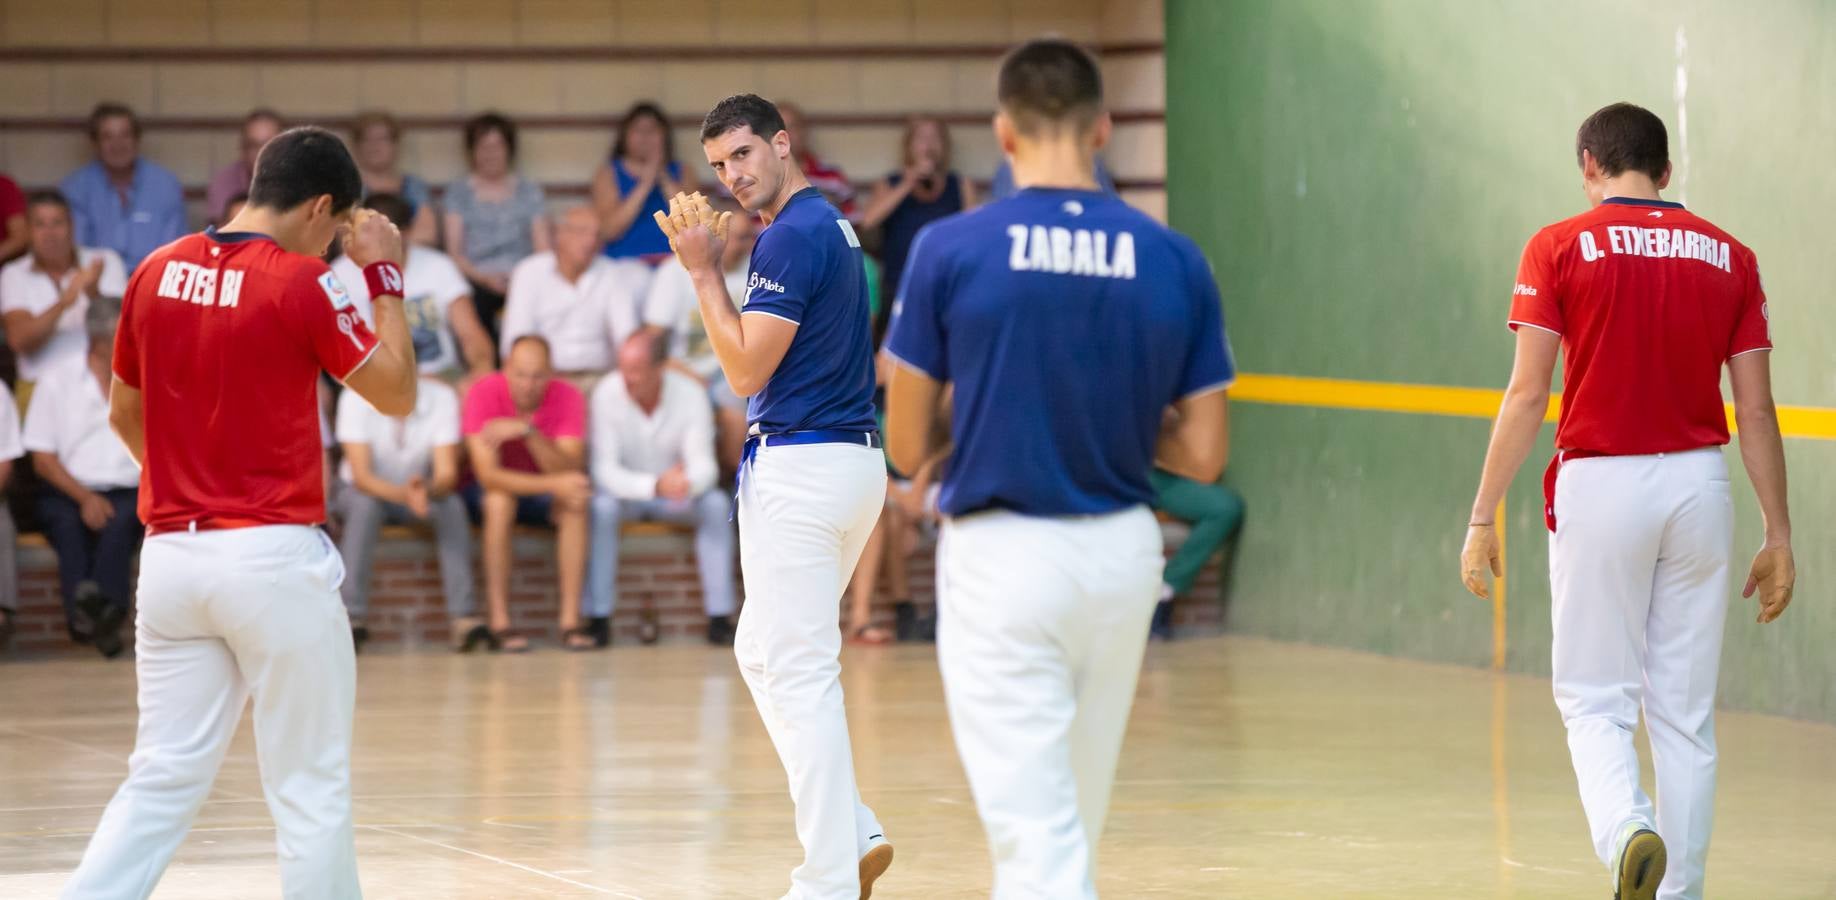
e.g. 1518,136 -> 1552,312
655,93 -> 892,900
59,103 -> 187,270
883,39 -> 1234,898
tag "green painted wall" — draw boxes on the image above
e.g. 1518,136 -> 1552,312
1168,0 -> 1836,721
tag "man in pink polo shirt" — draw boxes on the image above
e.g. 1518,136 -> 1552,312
462,334 -> 593,651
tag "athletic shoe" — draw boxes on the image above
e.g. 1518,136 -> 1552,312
1611,822 -> 1666,900
77,581 -> 126,659
587,616 -> 611,648
858,834 -> 894,899
1149,600 -> 1175,641
707,615 -> 734,646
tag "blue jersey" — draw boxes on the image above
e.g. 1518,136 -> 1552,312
884,187 -> 1235,517
742,186 -> 878,434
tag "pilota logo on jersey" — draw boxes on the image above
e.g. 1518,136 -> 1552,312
747,272 -> 785,299
319,272 -> 356,310
1513,283 -> 1538,296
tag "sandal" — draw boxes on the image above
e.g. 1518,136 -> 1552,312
849,623 -> 894,645
562,627 -> 597,652
490,629 -> 529,653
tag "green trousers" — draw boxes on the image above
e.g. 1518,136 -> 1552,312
1150,469 -> 1246,595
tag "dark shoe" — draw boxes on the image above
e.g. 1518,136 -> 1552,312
0,608 -> 13,647
893,601 -> 918,642
78,581 -> 127,659
351,625 -> 371,654
916,613 -> 937,643
707,615 -> 734,646
1150,600 -> 1175,641
587,616 -> 611,648
638,610 -> 660,645
453,616 -> 492,653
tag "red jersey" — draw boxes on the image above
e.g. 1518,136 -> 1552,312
1508,197 -> 1769,456
801,152 -> 855,216
114,230 -> 380,532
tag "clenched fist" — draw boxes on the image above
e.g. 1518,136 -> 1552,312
342,208 -> 405,270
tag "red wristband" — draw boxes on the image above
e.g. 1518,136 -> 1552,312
363,261 -> 404,299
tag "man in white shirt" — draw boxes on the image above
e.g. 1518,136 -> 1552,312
501,205 -> 651,393
587,331 -> 735,645
0,190 -> 126,406
331,193 -> 495,381
23,296 -> 139,658
0,379 -> 22,648
335,377 -> 488,653
640,208 -> 755,473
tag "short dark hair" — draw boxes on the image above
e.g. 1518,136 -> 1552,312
362,192 -> 413,231
246,126 -> 363,215
1576,102 -> 1669,181
464,112 -> 518,164
87,102 -> 140,140
25,189 -> 70,215
997,38 -> 1104,135
701,94 -> 785,144
615,101 -> 676,163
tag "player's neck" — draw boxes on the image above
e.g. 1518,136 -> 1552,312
1597,174 -> 1665,205
1008,140 -> 1100,192
761,167 -> 814,224
222,206 -> 280,238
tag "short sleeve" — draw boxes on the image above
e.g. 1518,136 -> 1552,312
1507,229 -> 1563,336
111,264 -> 150,389
0,263 -> 24,313
739,225 -> 815,325
429,383 -> 463,445
19,375 -> 57,453
461,375 -> 502,436
430,253 -> 470,312
542,381 -> 587,440
292,262 -> 381,381
1176,243 -> 1236,400
882,225 -> 949,381
333,386 -> 371,445
96,250 -> 128,297
0,383 -> 23,462
1730,248 -> 1772,358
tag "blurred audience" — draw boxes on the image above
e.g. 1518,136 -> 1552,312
22,296 -> 139,659
641,208 -> 755,472
206,108 -> 283,224
462,336 -> 591,652
0,173 -> 26,263
501,205 -> 651,394
351,111 -> 439,246
1149,469 -> 1245,640
58,103 -> 186,268
332,193 -> 495,381
779,102 -> 854,216
591,102 -> 697,262
445,112 -> 550,346
587,332 -> 734,647
0,381 -> 19,647
858,116 -> 977,333
1,190 -> 127,405
337,376 -> 489,653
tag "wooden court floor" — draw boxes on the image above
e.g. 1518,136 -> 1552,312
1,636 -> 1833,898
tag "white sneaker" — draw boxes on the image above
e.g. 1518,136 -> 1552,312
1610,821 -> 1665,900
858,833 -> 894,899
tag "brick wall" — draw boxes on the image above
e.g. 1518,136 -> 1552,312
4,519 -> 1229,654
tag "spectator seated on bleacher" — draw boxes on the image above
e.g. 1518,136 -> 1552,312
587,332 -> 735,647
1,190 -> 126,406
1149,467 -> 1245,640
206,109 -> 283,225
500,204 -> 650,397
331,193 -> 495,383
22,296 -> 139,659
462,336 -> 591,652
591,101 -> 697,263
336,376 -> 489,654
57,103 -> 186,270
443,112 -> 549,347
640,207 -> 755,474
0,380 -> 21,648
351,111 -> 438,246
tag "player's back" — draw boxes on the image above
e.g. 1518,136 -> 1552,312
1510,197 -> 1768,456
117,229 -> 374,531
887,187 -> 1234,517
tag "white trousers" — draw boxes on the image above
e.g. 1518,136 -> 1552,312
734,441 -> 887,900
63,525 -> 361,900
1550,448 -> 1732,900
937,505 -> 1162,900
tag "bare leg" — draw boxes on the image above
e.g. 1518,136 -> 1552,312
481,489 -> 516,632
553,493 -> 589,637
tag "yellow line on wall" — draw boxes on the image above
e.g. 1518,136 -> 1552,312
1233,373 -> 1836,440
